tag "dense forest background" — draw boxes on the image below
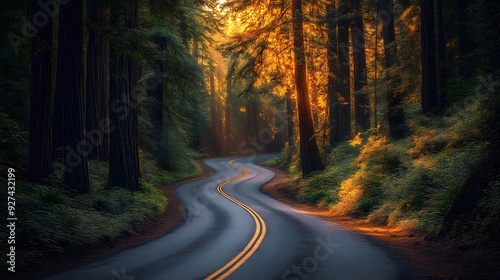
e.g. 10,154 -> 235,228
0,0 -> 499,277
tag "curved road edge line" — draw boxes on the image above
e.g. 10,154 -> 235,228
204,160 -> 267,280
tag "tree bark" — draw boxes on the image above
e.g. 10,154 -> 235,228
53,0 -> 89,193
209,64 -> 220,154
420,0 -> 439,114
86,0 -> 110,161
436,0 -> 448,109
458,0 -> 470,77
286,90 -> 295,145
108,0 -> 140,191
336,0 -> 351,142
147,38 -> 164,158
352,0 -> 370,131
225,65 -> 233,154
379,0 -> 406,139
28,0 -> 53,184
326,1 -> 339,147
190,39 -> 203,150
292,0 -> 325,176
247,99 -> 259,138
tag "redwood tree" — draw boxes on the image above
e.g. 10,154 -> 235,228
28,0 -> 53,184
352,0 -> 370,131
108,0 -> 140,191
436,0 -> 448,109
335,0 -> 351,142
286,90 -> 295,146
420,0 -> 438,114
209,63 -> 221,154
146,37 -> 165,158
326,1 -> 339,146
225,62 -> 233,153
53,0 -> 89,193
379,0 -> 406,139
292,0 -> 325,176
458,0 -> 470,77
86,0 -> 110,160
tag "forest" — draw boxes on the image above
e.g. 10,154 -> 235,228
0,0 -> 499,279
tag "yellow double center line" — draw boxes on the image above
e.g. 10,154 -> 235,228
205,160 -> 267,280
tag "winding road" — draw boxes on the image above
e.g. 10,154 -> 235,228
46,155 -> 401,280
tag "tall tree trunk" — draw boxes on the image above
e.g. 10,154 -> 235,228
292,0 -> 325,176
86,0 -> 109,161
458,0 -> 470,77
108,0 -> 140,191
436,0 -> 448,109
374,15 -> 379,128
420,0 -> 439,114
326,1 -> 339,147
28,0 -> 53,184
352,0 -> 370,131
336,0 -> 351,142
286,90 -> 295,146
147,38 -> 165,164
209,64 -> 220,154
225,65 -> 232,154
247,99 -> 259,138
379,0 -> 406,139
190,39 -> 202,150
53,0 -> 89,193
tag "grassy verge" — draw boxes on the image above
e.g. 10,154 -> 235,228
0,152 -> 201,276
267,88 -> 498,244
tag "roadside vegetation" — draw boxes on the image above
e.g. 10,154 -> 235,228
0,153 -> 201,274
264,82 -> 500,246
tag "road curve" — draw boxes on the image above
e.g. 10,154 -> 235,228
45,155 -> 401,280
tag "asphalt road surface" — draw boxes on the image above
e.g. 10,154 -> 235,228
46,155 -> 401,280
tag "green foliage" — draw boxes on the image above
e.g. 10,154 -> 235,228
0,111 -> 27,175
137,1 -> 212,166
1,157 -> 171,275
297,143 -> 359,207
140,150 -> 202,186
370,89 -> 492,229
299,169 -> 340,207
261,144 -> 295,169
288,80 -> 497,241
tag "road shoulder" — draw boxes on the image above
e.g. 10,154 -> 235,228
258,164 -> 500,280
18,160 -> 215,280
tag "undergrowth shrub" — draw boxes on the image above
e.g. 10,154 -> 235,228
367,89 -> 492,231
333,135 -> 408,216
298,142 -> 358,207
1,153 -> 199,275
